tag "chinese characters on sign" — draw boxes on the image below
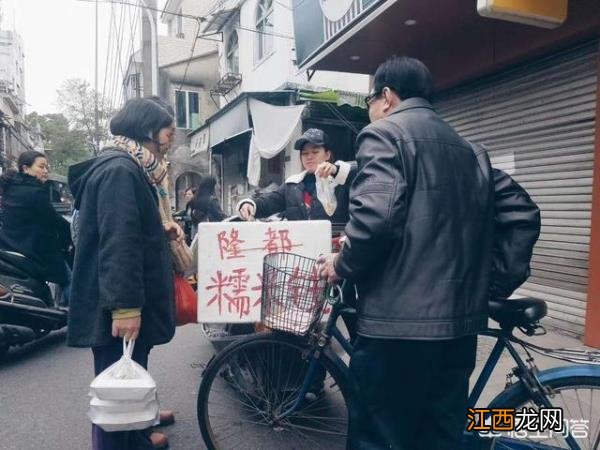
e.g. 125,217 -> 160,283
205,268 -> 261,319
217,229 -> 246,260
197,221 -> 331,323
466,407 -> 589,440
263,227 -> 299,254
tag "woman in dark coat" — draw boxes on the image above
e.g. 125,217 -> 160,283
173,187 -> 196,244
238,128 -> 355,224
190,175 -> 226,226
238,128 -> 357,398
68,98 -> 178,450
0,151 -> 71,288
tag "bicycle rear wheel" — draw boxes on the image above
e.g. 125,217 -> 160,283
489,375 -> 600,449
197,332 -> 351,450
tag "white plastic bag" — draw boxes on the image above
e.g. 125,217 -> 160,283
89,396 -> 158,415
89,339 -> 157,402
88,339 -> 160,432
88,400 -> 159,432
316,176 -> 338,216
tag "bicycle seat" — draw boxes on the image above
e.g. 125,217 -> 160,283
0,249 -> 45,280
489,298 -> 547,328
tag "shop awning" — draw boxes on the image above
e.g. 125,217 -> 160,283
292,0 -> 600,90
211,128 -> 252,155
210,100 -> 250,148
160,52 -> 218,86
202,8 -> 239,35
297,88 -> 367,109
188,91 -> 296,152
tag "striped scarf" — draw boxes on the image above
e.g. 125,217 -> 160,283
113,135 -> 172,224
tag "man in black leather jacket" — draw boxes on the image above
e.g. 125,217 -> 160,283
317,57 -> 540,449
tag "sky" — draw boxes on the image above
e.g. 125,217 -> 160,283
2,0 -> 167,115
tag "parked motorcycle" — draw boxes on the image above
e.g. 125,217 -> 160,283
0,249 -> 68,359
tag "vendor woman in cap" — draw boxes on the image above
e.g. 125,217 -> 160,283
238,128 -> 355,223
238,127 -> 357,400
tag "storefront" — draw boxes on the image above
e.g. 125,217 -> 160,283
189,90 -> 368,215
292,0 -> 600,343
436,42 -> 598,335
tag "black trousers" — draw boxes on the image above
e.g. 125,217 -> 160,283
348,335 -> 477,450
91,337 -> 154,450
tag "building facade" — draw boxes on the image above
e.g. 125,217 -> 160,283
122,0 -> 220,209
291,0 -> 600,344
0,28 -> 33,170
0,29 -> 25,104
190,0 -> 370,214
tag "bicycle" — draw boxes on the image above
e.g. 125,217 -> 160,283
197,253 -> 600,450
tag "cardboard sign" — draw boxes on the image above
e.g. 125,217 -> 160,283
196,220 -> 332,323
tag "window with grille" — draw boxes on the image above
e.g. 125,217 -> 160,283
226,31 -> 239,74
255,0 -> 274,63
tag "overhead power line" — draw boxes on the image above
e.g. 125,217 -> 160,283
234,25 -> 293,40
107,3 -> 127,111
178,18 -> 202,91
86,0 -> 300,110
324,102 -> 361,134
119,1 -> 141,105
84,0 -> 293,39
101,2 -> 115,112
76,0 -> 206,22
275,1 -> 293,11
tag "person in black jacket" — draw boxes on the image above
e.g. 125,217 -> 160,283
173,187 -> 196,244
238,128 -> 357,399
190,175 -> 225,226
68,98 -> 178,450
237,128 -> 355,224
317,57 -> 540,449
0,151 -> 71,301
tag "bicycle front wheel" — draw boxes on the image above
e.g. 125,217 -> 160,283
489,374 -> 600,450
197,332 -> 351,450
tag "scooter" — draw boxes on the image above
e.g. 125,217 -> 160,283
0,249 -> 68,359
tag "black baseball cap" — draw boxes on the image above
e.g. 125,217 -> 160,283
294,128 -> 331,150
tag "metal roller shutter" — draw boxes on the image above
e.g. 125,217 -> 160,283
435,41 -> 598,336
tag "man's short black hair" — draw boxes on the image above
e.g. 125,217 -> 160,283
110,98 -> 174,142
373,56 -> 434,103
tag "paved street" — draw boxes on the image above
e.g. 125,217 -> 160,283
0,325 -> 212,450
0,320 -> 589,450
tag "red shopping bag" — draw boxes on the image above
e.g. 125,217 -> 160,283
174,274 -> 197,326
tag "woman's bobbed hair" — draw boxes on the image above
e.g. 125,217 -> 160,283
110,98 -> 174,142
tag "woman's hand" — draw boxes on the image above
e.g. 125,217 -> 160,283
239,203 -> 256,221
164,221 -> 184,242
316,162 -> 338,178
112,316 -> 141,341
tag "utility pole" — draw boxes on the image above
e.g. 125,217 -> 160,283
94,0 -> 99,154
141,0 -> 158,96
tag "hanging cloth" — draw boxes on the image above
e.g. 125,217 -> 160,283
246,99 -> 305,186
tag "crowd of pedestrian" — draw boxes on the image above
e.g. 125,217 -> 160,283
0,54 -> 541,450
